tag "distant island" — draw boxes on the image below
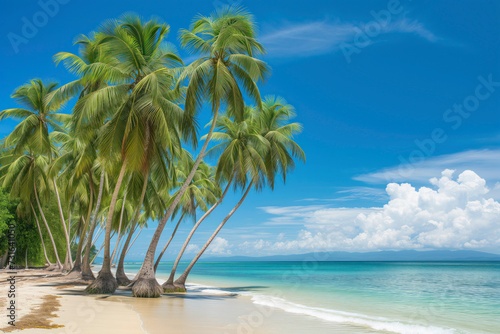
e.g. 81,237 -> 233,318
200,250 -> 500,262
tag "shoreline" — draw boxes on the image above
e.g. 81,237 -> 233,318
0,265 -> 490,334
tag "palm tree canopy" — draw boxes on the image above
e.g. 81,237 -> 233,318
0,79 -> 70,156
178,5 -> 270,122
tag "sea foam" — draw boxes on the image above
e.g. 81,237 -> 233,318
249,294 -> 457,334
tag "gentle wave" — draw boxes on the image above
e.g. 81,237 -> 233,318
188,283 -> 457,334
249,294 -> 456,334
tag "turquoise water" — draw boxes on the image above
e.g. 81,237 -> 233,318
124,261 -> 500,333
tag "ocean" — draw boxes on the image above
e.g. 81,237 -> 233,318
123,261 -> 500,334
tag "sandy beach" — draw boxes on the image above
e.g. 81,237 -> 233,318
0,269 -> 355,334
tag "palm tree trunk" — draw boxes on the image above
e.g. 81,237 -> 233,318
71,186 -> 94,274
115,226 -> 135,285
25,248 -> 28,269
81,172 -> 105,280
116,172 -> 148,285
154,212 -> 185,273
110,192 -> 127,265
126,224 -> 144,254
31,203 -> 52,267
112,237 -> 126,266
34,183 -> 62,269
92,226 -> 103,247
91,242 -> 104,265
90,229 -> 115,265
53,179 -> 72,271
163,174 -> 234,291
85,160 -> 127,294
132,103 -> 220,298
174,183 -> 252,290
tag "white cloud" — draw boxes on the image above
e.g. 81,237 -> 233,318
207,237 -> 232,255
185,244 -> 200,254
260,17 -> 438,58
252,170 -> 500,253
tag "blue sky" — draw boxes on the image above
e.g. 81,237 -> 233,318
1,0 -> 499,259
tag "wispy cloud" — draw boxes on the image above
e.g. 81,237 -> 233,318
300,186 -> 388,202
354,149 -> 500,191
259,17 -> 439,58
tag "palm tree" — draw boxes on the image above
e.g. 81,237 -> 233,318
0,79 -> 72,269
172,97 -> 305,290
162,114 -> 258,290
81,170 -> 106,280
80,15 -> 187,294
133,5 -> 269,298
52,34 -> 117,278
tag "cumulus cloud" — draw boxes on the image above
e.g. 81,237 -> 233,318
185,244 -> 200,254
207,237 -> 232,255
252,170 -> 500,253
260,17 -> 438,58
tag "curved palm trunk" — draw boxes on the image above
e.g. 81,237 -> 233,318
70,187 -> 94,276
34,183 -> 62,269
81,172 -> 105,280
116,173 -> 148,285
86,161 -> 127,294
53,179 -> 72,271
115,226 -> 135,285
31,203 -> 52,267
90,229 -> 115,265
110,192 -> 127,265
92,226 -> 103,247
132,105 -> 220,298
126,225 -> 144,254
91,242 -> 104,265
163,175 -> 233,291
154,212 -> 185,273
112,237 -> 126,267
174,183 -> 252,291
67,217 -> 89,278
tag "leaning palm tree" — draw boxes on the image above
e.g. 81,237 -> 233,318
133,5 -> 270,298
172,97 -> 305,290
154,158 -> 219,272
162,111 -> 259,291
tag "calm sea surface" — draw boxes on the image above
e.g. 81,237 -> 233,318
123,261 -> 500,334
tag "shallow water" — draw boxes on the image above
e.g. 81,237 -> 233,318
123,261 -> 500,334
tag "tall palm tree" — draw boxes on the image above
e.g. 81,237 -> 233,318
80,15 -> 187,294
52,34 -> 118,278
133,5 -> 269,298
172,97 -> 305,290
